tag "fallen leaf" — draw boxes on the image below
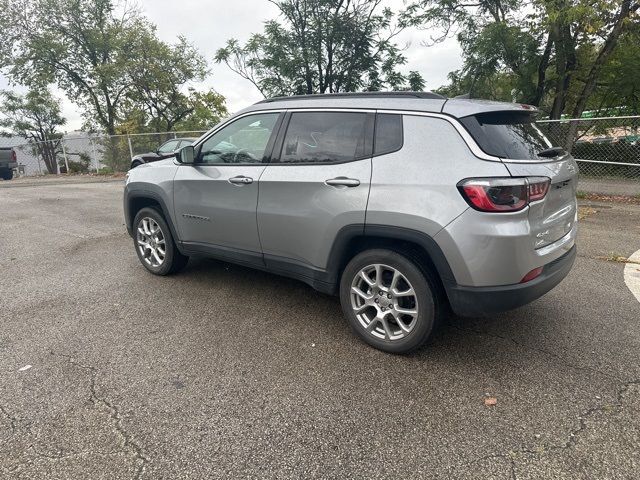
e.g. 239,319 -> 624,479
484,397 -> 497,407
18,365 -> 32,372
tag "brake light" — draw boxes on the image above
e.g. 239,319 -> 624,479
457,177 -> 550,213
11,150 -> 17,162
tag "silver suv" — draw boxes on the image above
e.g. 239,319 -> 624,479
124,92 -> 577,353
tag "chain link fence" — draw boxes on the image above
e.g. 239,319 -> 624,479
537,115 -> 640,180
4,117 -> 640,181
6,130 -> 207,177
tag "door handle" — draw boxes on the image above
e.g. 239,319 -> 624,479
229,175 -> 254,185
325,177 -> 360,187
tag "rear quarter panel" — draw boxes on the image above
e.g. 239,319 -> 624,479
366,114 -> 510,236
436,156 -> 578,287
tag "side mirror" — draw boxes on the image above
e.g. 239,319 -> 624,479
177,145 -> 195,164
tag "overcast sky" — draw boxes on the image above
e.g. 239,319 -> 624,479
0,0 -> 462,132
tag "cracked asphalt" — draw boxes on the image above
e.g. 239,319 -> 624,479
1,179 -> 640,479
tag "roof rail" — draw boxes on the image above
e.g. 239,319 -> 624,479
257,91 -> 446,104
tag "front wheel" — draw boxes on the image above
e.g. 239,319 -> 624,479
133,207 -> 188,275
340,249 -> 441,354
1,169 -> 13,180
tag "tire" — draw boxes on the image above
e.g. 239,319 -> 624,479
132,207 -> 188,275
1,169 -> 13,180
339,249 -> 442,354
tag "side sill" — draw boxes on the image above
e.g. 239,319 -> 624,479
179,243 -> 337,295
180,241 -> 265,269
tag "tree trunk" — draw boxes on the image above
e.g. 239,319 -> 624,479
564,0 -> 637,150
550,23 -> 576,119
39,142 -> 57,174
530,34 -> 553,106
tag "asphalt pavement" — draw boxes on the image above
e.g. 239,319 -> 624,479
1,179 -> 639,479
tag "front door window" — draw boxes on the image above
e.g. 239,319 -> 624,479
199,113 -> 280,164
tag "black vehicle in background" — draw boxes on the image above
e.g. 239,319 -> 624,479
0,147 -> 18,180
130,138 -> 197,169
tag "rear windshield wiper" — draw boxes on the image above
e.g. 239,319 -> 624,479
538,147 -> 566,158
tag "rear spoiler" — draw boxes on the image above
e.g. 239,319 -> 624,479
441,98 -> 538,118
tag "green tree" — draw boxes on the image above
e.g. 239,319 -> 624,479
0,0 -> 149,135
172,89 -> 228,131
117,88 -> 227,134
126,33 -> 226,132
589,25 -> 640,115
0,0 -> 216,137
0,89 -> 66,174
215,0 -> 423,97
407,71 -> 427,92
405,0 -> 640,123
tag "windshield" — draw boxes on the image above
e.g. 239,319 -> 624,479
460,111 -> 553,159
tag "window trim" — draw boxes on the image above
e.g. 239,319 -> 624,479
373,113 -> 404,157
268,110 -> 375,166
187,106 -> 563,167
192,111 -> 285,166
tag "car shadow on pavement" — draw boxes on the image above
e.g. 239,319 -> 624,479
178,256 -> 568,362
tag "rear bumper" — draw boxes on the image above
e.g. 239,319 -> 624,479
1,162 -> 18,169
446,246 -> 576,317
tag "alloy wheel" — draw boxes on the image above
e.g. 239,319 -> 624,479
350,263 -> 419,341
136,217 -> 166,267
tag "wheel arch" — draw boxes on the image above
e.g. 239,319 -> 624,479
125,190 -> 181,250
325,224 -> 456,300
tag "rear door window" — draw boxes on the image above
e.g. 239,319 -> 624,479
278,112 -> 372,164
459,111 -> 553,159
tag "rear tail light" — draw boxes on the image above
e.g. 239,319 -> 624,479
528,178 -> 550,201
11,150 -> 17,162
457,177 -> 550,213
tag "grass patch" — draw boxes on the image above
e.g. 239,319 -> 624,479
577,192 -> 640,204
578,206 -> 598,220
596,253 -> 640,265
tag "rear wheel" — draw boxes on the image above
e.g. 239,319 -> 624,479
1,169 -> 13,180
340,249 -> 441,354
133,207 -> 188,275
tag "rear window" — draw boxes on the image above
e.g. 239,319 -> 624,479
460,112 -> 553,159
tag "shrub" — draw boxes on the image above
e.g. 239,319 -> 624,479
68,152 -> 91,173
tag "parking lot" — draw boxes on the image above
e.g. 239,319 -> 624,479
1,178 -> 639,479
